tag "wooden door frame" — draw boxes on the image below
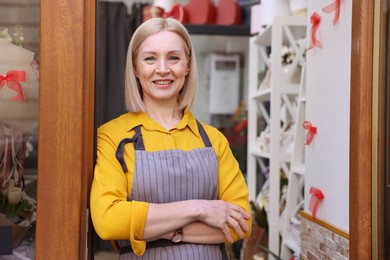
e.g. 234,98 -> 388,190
350,0 -> 375,259
35,0 -> 95,259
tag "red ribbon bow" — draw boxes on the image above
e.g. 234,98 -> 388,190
308,12 -> 322,50
322,0 -> 341,25
303,120 -> 317,145
309,187 -> 324,220
0,70 -> 26,102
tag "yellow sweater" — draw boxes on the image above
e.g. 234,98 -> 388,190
90,111 -> 251,255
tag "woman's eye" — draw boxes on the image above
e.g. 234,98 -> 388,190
169,56 -> 180,61
144,56 -> 156,62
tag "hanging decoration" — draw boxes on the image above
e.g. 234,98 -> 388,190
303,120 -> 317,145
307,12 -> 322,50
0,70 -> 26,102
309,187 -> 324,220
322,0 -> 341,25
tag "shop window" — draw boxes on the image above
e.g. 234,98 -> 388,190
0,1 -> 40,258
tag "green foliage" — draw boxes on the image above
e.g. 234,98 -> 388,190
250,200 -> 268,233
0,193 -> 34,220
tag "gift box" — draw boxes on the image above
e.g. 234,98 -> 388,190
0,225 -> 12,255
215,0 -> 242,26
184,0 -> 216,24
0,213 -> 32,248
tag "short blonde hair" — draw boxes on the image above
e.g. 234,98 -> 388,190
124,18 -> 198,112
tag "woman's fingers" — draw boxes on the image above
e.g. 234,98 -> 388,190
230,203 -> 251,220
230,209 -> 249,233
221,225 -> 234,243
199,200 -> 250,241
228,218 -> 244,239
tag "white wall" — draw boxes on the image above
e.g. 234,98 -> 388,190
191,35 -> 249,124
305,0 -> 352,231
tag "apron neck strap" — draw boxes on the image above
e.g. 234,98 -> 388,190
196,120 -> 212,147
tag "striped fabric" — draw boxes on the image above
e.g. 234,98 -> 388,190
117,122 -> 227,259
131,148 -> 218,203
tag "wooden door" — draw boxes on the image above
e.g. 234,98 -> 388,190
35,0 -> 95,259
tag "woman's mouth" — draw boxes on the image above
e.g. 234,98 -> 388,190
154,80 -> 173,86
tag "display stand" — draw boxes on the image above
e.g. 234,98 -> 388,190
246,16 -> 306,259
280,66 -> 307,259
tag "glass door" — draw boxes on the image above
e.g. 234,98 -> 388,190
0,1 -> 40,258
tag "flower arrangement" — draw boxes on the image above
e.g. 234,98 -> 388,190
281,45 -> 295,65
1,180 -> 36,224
0,122 -> 36,247
267,44 -> 296,66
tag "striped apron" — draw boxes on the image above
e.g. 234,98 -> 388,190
115,121 -> 228,260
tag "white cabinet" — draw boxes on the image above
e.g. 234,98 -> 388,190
246,16 -> 306,258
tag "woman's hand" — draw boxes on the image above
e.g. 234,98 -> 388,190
197,200 -> 251,243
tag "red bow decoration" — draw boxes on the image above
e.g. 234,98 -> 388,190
309,187 -> 324,220
322,0 -> 341,25
303,120 -> 317,145
0,70 -> 26,102
308,12 -> 322,50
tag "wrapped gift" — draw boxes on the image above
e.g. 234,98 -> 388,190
0,39 -> 39,133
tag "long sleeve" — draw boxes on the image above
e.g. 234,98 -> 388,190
90,123 -> 149,255
204,123 -> 252,242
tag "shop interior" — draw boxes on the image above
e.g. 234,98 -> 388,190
0,0 -> 389,259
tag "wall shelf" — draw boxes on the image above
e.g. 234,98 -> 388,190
246,15 -> 307,259
184,24 -> 251,36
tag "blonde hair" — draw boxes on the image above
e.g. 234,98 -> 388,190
124,18 -> 198,112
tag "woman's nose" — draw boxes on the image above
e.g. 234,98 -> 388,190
156,60 -> 169,74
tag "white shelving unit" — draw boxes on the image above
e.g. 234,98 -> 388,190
280,66 -> 307,259
247,16 -> 306,259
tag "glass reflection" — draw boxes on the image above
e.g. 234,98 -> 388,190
0,1 -> 40,258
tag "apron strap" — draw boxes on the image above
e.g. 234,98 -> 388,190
196,120 -> 212,147
115,125 -> 144,173
115,122 -> 211,173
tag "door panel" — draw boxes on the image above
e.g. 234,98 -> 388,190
35,0 -> 95,259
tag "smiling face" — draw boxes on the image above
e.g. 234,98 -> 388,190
134,31 -> 190,109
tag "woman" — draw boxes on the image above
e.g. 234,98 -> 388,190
90,17 -> 251,259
